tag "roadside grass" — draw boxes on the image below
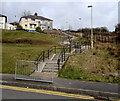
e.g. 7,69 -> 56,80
59,42 -> 120,83
2,30 -> 61,74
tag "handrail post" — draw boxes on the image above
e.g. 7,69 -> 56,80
61,51 -> 63,62
69,42 -> 71,53
43,51 -> 45,62
57,59 -> 60,70
63,47 -> 65,61
54,46 -> 56,54
79,41 -> 81,53
48,49 -> 49,59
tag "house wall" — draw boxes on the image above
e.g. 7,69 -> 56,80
0,17 -> 6,29
6,23 -> 16,30
19,18 -> 53,30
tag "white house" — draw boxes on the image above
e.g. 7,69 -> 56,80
19,13 -> 53,30
6,23 -> 16,30
0,14 -> 7,29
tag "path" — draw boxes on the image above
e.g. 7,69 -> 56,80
30,32 -> 90,82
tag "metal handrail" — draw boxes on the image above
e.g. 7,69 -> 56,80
57,47 -> 66,70
36,46 -> 56,62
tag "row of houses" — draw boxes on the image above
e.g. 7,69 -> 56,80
0,13 -> 53,31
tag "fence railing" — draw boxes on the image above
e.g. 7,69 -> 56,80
82,32 -> 120,44
15,60 -> 54,83
57,41 -> 91,70
57,47 -> 69,70
36,46 -> 57,62
15,60 -> 38,80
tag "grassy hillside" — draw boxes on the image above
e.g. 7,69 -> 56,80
2,30 -> 60,45
59,42 -> 120,83
2,30 -> 61,74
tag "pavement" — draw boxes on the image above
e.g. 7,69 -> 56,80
1,74 -> 120,100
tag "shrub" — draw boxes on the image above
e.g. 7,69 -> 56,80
36,27 -> 42,33
16,25 -> 23,30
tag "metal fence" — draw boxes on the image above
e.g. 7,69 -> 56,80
15,60 -> 53,83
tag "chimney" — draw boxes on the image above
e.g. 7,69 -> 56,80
34,13 -> 38,16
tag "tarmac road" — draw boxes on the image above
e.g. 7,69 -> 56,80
1,85 -> 95,101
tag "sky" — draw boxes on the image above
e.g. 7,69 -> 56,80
1,0 -> 119,31
118,1 -> 120,23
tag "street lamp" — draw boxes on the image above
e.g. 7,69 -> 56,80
88,5 -> 93,49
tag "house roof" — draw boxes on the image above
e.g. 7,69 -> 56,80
20,15 -> 53,21
0,14 -> 7,22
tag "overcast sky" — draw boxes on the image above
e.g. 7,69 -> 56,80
1,0 -> 119,31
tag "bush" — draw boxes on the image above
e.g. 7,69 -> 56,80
16,25 -> 23,30
36,27 -> 42,33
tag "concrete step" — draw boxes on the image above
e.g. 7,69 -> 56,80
44,65 -> 62,69
42,69 -> 58,72
52,54 -> 70,61
44,66 -> 59,70
42,54 -> 56,62
52,54 -> 60,60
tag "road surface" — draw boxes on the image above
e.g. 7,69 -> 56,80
1,85 -> 95,100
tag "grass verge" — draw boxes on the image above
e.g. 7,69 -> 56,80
2,30 -> 61,74
59,42 -> 120,83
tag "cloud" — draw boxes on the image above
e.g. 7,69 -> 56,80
1,1 -> 118,31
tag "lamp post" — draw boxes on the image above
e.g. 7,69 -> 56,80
88,5 -> 93,49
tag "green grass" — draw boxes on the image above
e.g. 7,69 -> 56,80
2,30 -> 61,45
59,42 -> 120,83
2,30 -> 61,74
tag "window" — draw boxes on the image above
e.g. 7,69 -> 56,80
25,18 -> 28,22
25,24 -> 27,27
30,24 -> 36,28
32,19 -> 35,21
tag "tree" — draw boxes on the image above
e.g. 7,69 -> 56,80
77,27 -> 109,33
36,27 -> 42,33
16,25 -> 23,29
10,22 -> 19,26
22,10 -> 31,16
100,27 -> 109,32
115,24 -> 120,34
